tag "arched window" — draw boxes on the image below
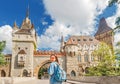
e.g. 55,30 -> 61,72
20,56 -> 23,61
84,53 -> 89,62
77,54 -> 81,62
74,51 -> 75,56
85,67 -> 89,74
22,69 -> 28,77
70,70 -> 76,77
91,53 -> 94,62
70,51 -> 72,56
1,70 -> 6,77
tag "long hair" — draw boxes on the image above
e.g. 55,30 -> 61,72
50,54 -> 59,64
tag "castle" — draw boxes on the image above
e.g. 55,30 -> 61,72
0,11 -> 113,78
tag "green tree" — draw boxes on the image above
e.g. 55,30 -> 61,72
0,41 -> 6,65
115,41 -> 120,68
86,42 -> 117,76
108,0 -> 120,32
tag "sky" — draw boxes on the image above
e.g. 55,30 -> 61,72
0,0 -> 120,54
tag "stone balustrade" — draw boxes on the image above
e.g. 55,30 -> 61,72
0,77 -> 36,84
67,76 -> 120,84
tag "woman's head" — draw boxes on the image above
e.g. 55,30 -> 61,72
50,54 -> 59,63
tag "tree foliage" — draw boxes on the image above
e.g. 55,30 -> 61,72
114,41 -> 120,69
0,41 -> 6,65
38,67 -> 48,79
108,0 -> 120,32
86,42 -> 118,76
108,0 -> 119,7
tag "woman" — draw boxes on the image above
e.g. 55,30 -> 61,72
48,54 -> 62,84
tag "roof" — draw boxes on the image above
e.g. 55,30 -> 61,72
34,50 -> 65,57
4,54 -> 12,57
95,17 -> 113,36
18,50 -> 26,54
66,36 -> 99,45
15,29 -> 32,34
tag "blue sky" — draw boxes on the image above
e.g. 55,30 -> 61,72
0,0 -> 54,35
0,0 -> 120,54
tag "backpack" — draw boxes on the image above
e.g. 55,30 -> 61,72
54,63 -> 66,82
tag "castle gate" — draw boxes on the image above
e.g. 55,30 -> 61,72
33,56 -> 51,79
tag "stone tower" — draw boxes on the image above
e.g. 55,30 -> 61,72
64,36 -> 99,77
11,10 -> 37,77
94,17 -> 114,48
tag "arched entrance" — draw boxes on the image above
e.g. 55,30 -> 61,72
38,62 -> 50,79
1,70 -> 6,77
71,70 -> 76,77
85,67 -> 89,74
22,69 -> 28,77
34,60 -> 51,79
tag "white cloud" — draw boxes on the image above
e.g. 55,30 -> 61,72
43,0 -> 109,33
37,0 -> 109,50
0,25 -> 12,54
37,22 -> 71,50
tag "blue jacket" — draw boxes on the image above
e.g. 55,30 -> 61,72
48,62 -> 62,84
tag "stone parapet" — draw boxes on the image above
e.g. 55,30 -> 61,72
0,77 -> 36,84
34,50 -> 65,57
67,76 -> 120,84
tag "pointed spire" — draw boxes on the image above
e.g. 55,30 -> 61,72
26,5 -> 29,18
95,17 -> 112,36
13,21 -> 17,27
20,5 -> 32,29
13,21 -> 18,30
99,17 -> 107,27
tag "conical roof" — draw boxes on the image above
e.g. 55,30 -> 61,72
13,21 -> 19,30
95,17 -> 113,36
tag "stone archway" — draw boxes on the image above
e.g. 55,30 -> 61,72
34,60 -> 51,79
22,69 -> 28,77
1,70 -> 6,77
70,70 -> 76,77
85,67 -> 89,74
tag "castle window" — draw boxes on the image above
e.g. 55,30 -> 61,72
1,70 -> 6,77
22,69 -> 28,77
17,50 -> 26,67
18,54 -> 26,67
77,39 -> 80,41
83,39 -> 87,41
18,47 -> 20,50
71,70 -> 76,77
74,52 -> 75,56
73,39 -> 75,41
20,56 -> 23,61
25,47 -> 28,50
70,51 -> 72,56
77,55 -> 81,62
89,38 -> 93,41
91,55 -> 94,62
84,53 -> 89,62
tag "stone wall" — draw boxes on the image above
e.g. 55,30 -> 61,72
67,76 -> 120,84
0,77 -> 36,84
0,64 -> 10,77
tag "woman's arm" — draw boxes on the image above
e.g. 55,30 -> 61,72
48,63 -> 55,75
